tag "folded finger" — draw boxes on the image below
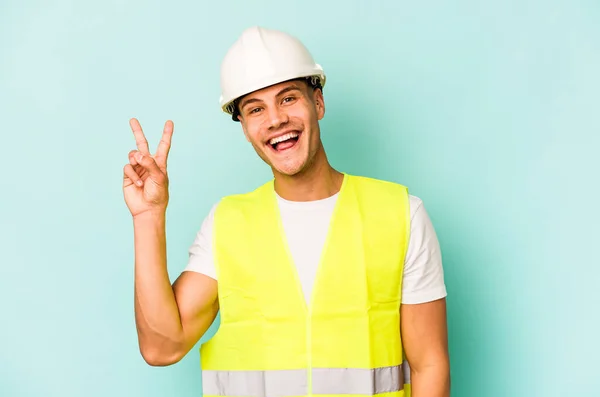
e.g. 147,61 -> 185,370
129,150 -> 139,166
134,152 -> 165,183
123,164 -> 143,186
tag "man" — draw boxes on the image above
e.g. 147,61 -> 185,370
123,26 -> 450,397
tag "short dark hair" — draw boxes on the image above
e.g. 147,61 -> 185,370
231,76 -> 323,122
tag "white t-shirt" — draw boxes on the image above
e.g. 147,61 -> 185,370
184,193 -> 447,305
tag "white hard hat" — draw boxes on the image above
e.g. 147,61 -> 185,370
219,26 -> 326,121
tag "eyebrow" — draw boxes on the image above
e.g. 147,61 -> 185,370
239,84 -> 303,111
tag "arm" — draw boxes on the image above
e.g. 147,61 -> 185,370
399,196 -> 450,395
123,118 -> 218,366
401,298 -> 450,397
133,212 -> 218,366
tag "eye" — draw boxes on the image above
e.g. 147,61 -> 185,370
249,107 -> 262,114
282,96 -> 296,104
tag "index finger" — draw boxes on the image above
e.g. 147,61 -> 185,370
129,118 -> 150,154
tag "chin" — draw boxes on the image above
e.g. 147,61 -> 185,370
272,160 -> 307,177
274,166 -> 303,177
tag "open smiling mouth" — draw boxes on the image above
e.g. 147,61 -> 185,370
268,131 -> 301,152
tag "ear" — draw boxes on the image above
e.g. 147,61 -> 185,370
314,88 -> 325,120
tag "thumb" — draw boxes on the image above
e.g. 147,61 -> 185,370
135,152 -> 165,182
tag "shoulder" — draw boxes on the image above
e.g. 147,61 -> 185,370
203,180 -> 275,229
347,174 -> 409,204
408,194 -> 424,219
347,174 -> 430,229
216,180 -> 273,208
349,174 -> 408,192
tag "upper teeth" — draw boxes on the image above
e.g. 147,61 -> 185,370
270,132 -> 299,145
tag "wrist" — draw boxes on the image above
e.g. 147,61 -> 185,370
133,208 -> 167,225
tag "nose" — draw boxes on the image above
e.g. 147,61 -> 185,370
266,106 -> 289,130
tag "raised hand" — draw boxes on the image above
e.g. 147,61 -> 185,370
123,118 -> 173,218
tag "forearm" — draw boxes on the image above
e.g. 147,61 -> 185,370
410,361 -> 450,397
133,211 -> 184,364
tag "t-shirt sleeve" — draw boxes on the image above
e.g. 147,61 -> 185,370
401,195 -> 447,304
183,203 -> 218,280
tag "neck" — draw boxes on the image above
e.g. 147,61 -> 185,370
272,147 -> 344,202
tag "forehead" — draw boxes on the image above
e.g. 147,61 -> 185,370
240,79 -> 307,103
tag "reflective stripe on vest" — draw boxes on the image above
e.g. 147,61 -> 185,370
203,362 -> 411,397
202,368 -> 306,397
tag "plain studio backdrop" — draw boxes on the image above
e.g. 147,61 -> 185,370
1,0 -> 598,396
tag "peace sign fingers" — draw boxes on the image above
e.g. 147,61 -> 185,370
129,118 -> 150,154
154,120 -> 174,169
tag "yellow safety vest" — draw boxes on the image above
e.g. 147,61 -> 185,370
200,173 -> 412,397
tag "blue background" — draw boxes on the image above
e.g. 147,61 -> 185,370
1,0 -> 599,395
